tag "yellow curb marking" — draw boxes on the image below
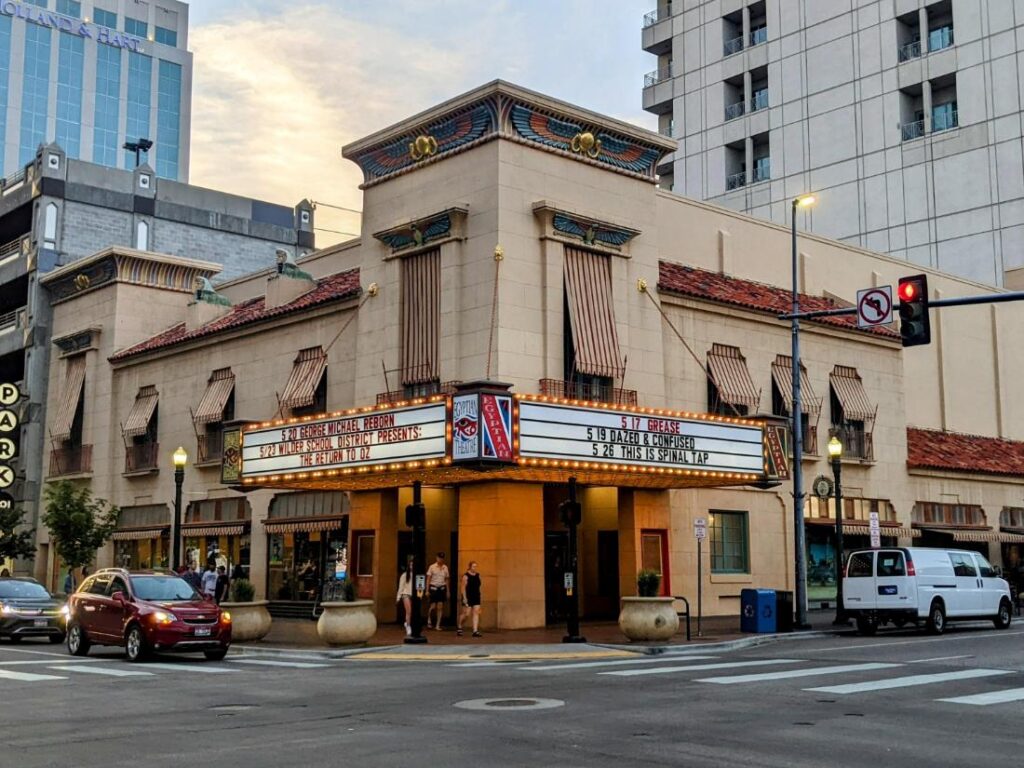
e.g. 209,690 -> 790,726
350,651 -> 635,662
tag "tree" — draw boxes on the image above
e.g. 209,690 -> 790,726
0,504 -> 35,563
41,481 -> 119,574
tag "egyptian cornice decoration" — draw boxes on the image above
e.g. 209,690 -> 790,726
52,327 -> 101,356
344,81 -> 675,188
532,201 -> 641,256
42,248 -> 222,305
374,206 -> 469,256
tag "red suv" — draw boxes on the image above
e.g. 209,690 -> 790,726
66,568 -> 231,662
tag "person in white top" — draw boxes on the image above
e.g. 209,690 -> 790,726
425,552 -> 450,630
200,562 -> 218,599
396,559 -> 414,636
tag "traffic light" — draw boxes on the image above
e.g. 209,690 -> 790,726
559,499 -> 582,528
405,502 -> 425,529
897,274 -> 931,347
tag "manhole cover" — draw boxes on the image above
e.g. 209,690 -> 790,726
453,697 -> 565,712
209,705 -> 257,712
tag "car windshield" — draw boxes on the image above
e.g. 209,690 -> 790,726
0,580 -> 51,599
129,576 -> 199,602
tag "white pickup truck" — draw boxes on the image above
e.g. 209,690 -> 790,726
842,547 -> 1013,635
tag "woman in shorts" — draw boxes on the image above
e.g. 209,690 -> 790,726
457,561 -> 482,637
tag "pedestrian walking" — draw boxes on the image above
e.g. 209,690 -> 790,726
215,565 -> 230,604
182,563 -> 202,592
426,552 -> 449,630
457,561 -> 482,638
396,559 -> 414,636
200,562 -> 218,599
63,570 -> 73,594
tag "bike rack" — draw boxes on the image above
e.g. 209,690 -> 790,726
673,595 -> 692,641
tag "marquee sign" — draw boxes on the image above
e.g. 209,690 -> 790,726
241,402 -> 447,479
517,399 -> 765,476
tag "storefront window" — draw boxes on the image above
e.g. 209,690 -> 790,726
267,525 -> 347,602
114,535 -> 169,569
184,533 -> 250,578
709,511 -> 748,573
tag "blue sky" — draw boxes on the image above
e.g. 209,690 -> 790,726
187,1 -> 657,242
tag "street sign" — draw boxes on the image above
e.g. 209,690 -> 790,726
856,285 -> 893,328
869,510 -> 881,549
694,518 -> 707,540
0,382 -> 20,407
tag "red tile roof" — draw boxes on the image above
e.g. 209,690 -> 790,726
657,261 -> 899,339
111,268 -> 361,361
907,427 -> 1024,477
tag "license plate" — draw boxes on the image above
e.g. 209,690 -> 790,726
34,619 -> 48,627
194,627 -> 211,637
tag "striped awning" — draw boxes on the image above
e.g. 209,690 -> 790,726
280,348 -> 327,410
829,365 -> 875,423
400,248 -> 440,385
707,344 -> 760,411
111,527 -> 168,541
194,368 -> 235,425
50,355 -> 86,442
771,355 -> 820,416
122,385 -> 159,439
842,524 -> 917,538
181,524 -> 247,537
563,246 -> 625,379
262,517 -> 346,534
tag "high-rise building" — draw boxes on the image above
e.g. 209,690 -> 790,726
0,0 -> 192,182
642,0 -> 1023,287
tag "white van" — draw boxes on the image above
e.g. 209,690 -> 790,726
842,547 -> 1013,635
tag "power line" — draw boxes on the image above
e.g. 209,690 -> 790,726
314,227 -> 360,237
310,200 -> 362,215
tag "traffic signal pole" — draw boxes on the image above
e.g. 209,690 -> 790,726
779,290 -> 1024,322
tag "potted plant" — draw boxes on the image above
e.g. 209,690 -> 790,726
618,569 -> 680,642
317,578 -> 377,646
220,578 -> 273,643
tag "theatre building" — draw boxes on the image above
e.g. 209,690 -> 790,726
35,82 -> 1024,626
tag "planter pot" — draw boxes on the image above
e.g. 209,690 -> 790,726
619,596 -> 680,642
220,600 -> 272,643
317,600 -> 377,646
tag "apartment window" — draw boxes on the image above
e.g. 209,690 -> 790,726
19,24 -> 51,165
156,60 -> 182,178
710,511 -> 749,573
706,344 -> 759,417
748,1 -> 767,47
55,31 -> 85,159
725,140 -> 746,190
154,25 -> 177,46
125,17 -> 148,37
94,8 -> 117,28
770,355 -> 821,454
124,53 -> 153,169
722,9 -> 743,56
927,2 -> 954,53
928,24 -> 953,51
750,85 -> 769,112
932,100 -> 958,132
93,45 -> 121,166
749,24 -> 767,46
829,365 -> 876,460
723,74 -> 744,121
753,154 -> 770,183
57,0 -> 80,16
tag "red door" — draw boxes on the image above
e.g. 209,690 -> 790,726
640,529 -> 671,596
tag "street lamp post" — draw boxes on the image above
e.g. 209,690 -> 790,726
791,193 -> 816,630
171,446 -> 187,572
828,436 -> 849,626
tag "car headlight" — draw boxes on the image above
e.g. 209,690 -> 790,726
220,611 -> 232,623
152,611 -> 178,624
0,603 -> 13,615
59,605 -> 70,618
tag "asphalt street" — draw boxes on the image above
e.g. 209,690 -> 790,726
1,622 -> 1022,768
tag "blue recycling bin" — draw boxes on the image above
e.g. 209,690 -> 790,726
740,588 -> 777,633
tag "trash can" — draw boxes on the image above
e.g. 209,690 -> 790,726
740,588 -> 777,633
775,590 -> 794,633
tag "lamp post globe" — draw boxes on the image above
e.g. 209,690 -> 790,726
171,446 -> 187,571
828,434 -> 849,625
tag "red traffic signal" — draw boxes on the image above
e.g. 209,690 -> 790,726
897,274 -> 931,347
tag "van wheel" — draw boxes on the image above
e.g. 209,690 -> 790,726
926,601 -> 946,635
855,616 -> 877,636
994,599 -> 1012,630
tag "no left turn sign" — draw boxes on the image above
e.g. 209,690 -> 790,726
856,286 -> 893,328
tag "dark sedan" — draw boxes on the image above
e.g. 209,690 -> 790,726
0,578 -> 66,643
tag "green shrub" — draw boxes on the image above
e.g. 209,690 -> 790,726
230,578 -> 255,603
637,569 -> 661,597
340,578 -> 357,602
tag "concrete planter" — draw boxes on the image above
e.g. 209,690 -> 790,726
619,597 -> 679,642
317,600 -> 377,646
220,600 -> 272,643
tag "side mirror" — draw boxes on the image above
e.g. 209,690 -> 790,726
111,591 -> 128,604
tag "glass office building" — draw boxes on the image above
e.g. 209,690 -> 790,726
0,0 -> 192,181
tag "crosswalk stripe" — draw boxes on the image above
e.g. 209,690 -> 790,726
140,662 -> 239,674
0,668 -> 67,682
600,659 -> 801,678
50,665 -> 154,678
806,668 -> 1011,695
228,659 -> 328,669
0,658 -> 101,666
697,662 -> 901,685
937,687 -> 1024,706
528,655 -> 718,672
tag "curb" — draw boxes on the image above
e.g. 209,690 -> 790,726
232,644 -> 402,661
594,629 -> 837,655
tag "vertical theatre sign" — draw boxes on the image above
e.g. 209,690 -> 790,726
452,389 -> 513,464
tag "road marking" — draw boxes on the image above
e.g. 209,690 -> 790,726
600,659 -> 801,678
907,655 -> 974,664
697,663 -> 900,685
0,658 -> 101,666
140,663 -> 239,674
0,647 -> 79,658
51,665 -> 154,677
353,651 -> 634,662
798,630 -> 1024,654
0,668 -> 67,682
528,655 -> 718,671
938,687 -> 1024,706
227,659 -> 329,669
806,668 -> 1011,694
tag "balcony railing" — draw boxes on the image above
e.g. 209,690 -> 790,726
723,34 -> 744,56
642,6 -> 672,27
840,428 -> 874,461
644,65 -> 673,87
197,431 -> 223,464
929,26 -> 954,52
0,306 -> 25,332
726,170 -> 746,190
376,381 -> 462,406
724,100 -> 745,121
897,40 -> 921,62
0,235 -> 26,261
0,167 -> 27,191
750,90 -> 769,112
901,119 -> 925,141
932,107 -> 958,133
125,441 -> 159,473
49,445 -> 92,476
749,26 -> 767,46
539,379 -> 638,406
